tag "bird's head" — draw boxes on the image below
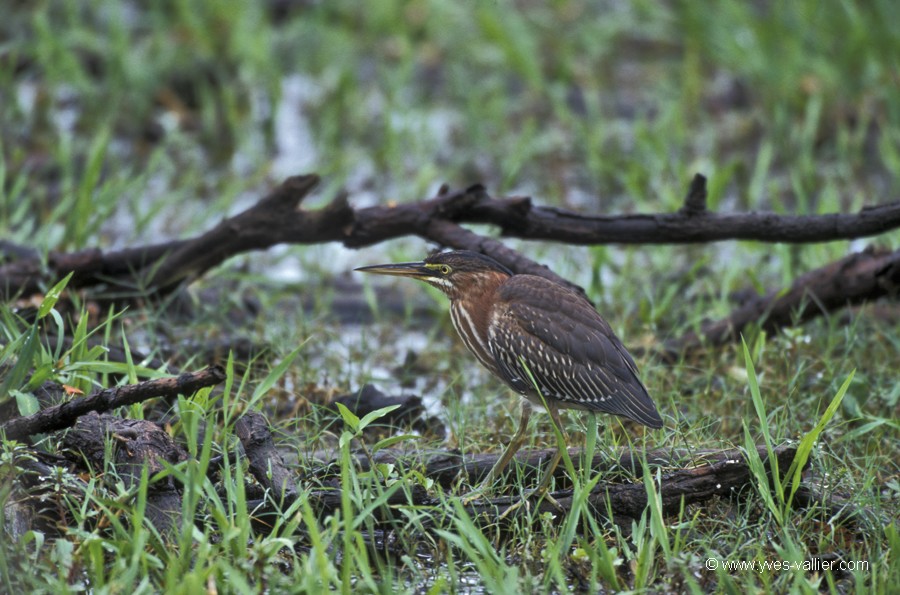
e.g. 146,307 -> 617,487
355,250 -> 513,301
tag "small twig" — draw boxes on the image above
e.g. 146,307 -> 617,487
680,173 -> 709,214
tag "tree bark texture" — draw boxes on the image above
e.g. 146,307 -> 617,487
3,173 -> 899,301
1,366 -> 227,442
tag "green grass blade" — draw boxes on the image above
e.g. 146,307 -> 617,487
37,272 -> 73,319
785,370 -> 854,507
742,336 -> 786,517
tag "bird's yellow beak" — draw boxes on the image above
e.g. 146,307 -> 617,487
354,261 -> 433,279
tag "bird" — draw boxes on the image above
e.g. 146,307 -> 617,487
356,250 -> 662,494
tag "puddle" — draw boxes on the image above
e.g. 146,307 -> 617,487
272,74 -> 324,179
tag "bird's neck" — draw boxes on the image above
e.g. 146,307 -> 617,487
450,271 -> 508,316
447,272 -> 508,373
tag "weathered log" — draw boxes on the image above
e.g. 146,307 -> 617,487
248,444 -> 806,533
234,411 -> 297,503
0,365 -> 227,442
666,245 -> 900,354
463,443 -> 802,524
62,412 -> 187,534
331,444 -> 790,491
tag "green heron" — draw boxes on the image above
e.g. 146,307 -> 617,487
356,250 -> 662,492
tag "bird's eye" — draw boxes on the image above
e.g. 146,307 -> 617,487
440,265 -> 451,275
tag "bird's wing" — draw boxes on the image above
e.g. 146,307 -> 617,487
488,275 -> 663,428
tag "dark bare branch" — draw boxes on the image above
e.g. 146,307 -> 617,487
4,174 -> 899,356
147,174 -> 335,291
666,246 -> 900,354
234,411 -> 297,503
4,172 -> 899,303
247,444 -> 808,533
456,179 -> 900,245
0,366 -> 227,442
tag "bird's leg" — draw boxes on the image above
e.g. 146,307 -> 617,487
535,404 -> 568,494
497,404 -> 567,519
478,404 -> 531,490
461,405 -> 531,506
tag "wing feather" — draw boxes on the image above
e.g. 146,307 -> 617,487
488,275 -> 662,428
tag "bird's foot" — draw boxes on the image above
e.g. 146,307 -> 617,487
459,479 -> 500,507
497,486 -> 564,520
460,491 -> 484,507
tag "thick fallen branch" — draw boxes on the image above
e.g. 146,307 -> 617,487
62,412 -> 187,534
315,444 -> 793,492
4,173 -> 899,302
465,443 -> 801,524
348,444 -> 869,530
348,173 -> 900,246
234,411 -> 297,504
3,174 -> 898,359
247,444 -> 808,532
666,245 -> 900,353
0,365 -> 227,442
462,174 -> 900,245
